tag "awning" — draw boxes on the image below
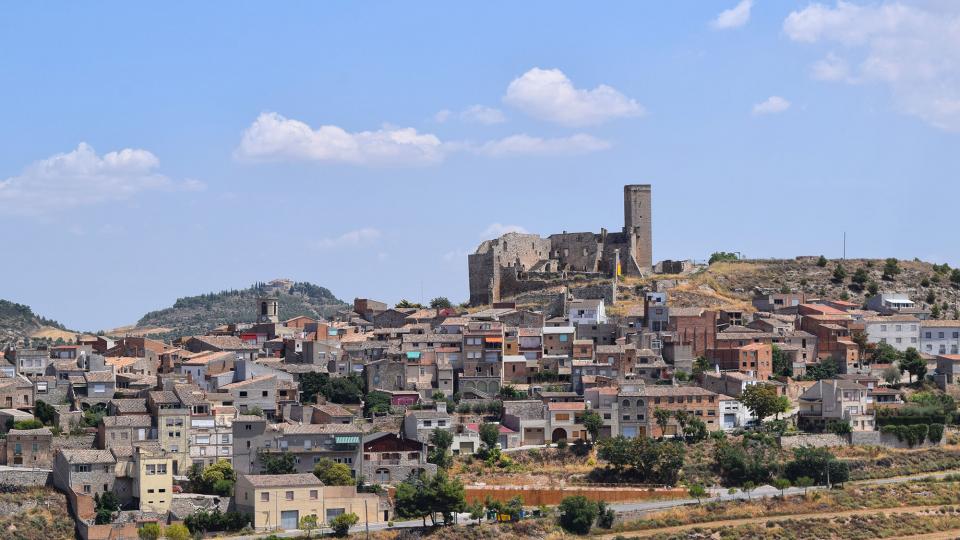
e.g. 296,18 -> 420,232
485,337 -> 503,343
335,436 -> 360,444
406,351 -> 422,360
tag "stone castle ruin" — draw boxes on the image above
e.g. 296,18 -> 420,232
468,184 -> 653,305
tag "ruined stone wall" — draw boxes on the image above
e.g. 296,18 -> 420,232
549,232 -> 603,272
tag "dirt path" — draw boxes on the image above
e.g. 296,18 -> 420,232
596,504 -> 949,539
887,530 -> 960,540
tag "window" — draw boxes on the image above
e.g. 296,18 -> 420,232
285,490 -> 294,500
83,484 -> 91,494
146,465 -> 156,475
262,391 -> 269,397
310,490 -> 318,500
239,391 -> 248,398
261,492 -> 269,502
157,464 -> 167,474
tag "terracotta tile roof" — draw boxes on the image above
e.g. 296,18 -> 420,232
922,320 -> 960,328
220,375 -> 275,389
188,335 -> 259,351
102,415 -> 152,428
279,423 -> 360,435
110,399 -> 148,414
547,402 -> 587,411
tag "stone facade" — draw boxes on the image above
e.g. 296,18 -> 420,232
469,184 -> 653,305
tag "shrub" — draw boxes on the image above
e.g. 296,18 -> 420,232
929,423 -> 945,443
558,496 -> 598,535
330,512 -> 359,537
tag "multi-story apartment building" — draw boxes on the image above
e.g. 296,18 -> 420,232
864,315 -> 921,352
148,390 -> 190,475
922,320 -> 960,356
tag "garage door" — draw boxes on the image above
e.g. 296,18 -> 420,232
281,510 -> 299,530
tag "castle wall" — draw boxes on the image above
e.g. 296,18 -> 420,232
548,232 -> 602,272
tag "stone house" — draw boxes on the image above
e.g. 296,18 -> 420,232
219,375 -> 282,418
4,427 -> 53,467
361,432 -> 435,485
402,405 -> 453,443
98,414 -> 153,450
68,370 -> 116,409
708,342 -> 773,380
148,390 -> 191,474
935,354 -> 960,390
667,308 -> 717,357
0,375 -> 34,410
543,326 -> 575,356
53,448 -> 117,498
620,385 -> 720,438
501,400 -> 546,446
183,335 -> 259,363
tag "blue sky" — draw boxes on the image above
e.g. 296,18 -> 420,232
2,1 -> 959,331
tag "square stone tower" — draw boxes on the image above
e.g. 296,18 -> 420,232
623,184 -> 652,269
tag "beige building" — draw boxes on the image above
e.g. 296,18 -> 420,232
235,473 -> 386,531
133,445 -> 174,513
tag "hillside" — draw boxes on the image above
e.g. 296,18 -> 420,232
0,299 -> 72,346
133,278 -> 348,339
611,257 -> 960,316
0,486 -> 74,540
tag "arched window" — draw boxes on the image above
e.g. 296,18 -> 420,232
622,399 -> 631,408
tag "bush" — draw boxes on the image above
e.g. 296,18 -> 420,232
558,496 -> 598,534
330,512 -> 359,537
929,423 -> 945,444
882,424 -> 930,447
183,508 -> 251,534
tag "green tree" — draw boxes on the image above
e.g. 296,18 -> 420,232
13,418 -> 43,430
364,391 -> 392,416
784,447 -> 849,486
163,524 -> 191,540
683,418 -> 708,443
673,409 -> 691,436
882,365 -> 901,385
330,512 -> 359,537
852,268 -> 869,287
314,458 -> 355,486
868,281 -> 879,295
709,252 -> 739,264
692,356 -> 711,377
196,459 -> 237,496
257,450 -> 296,474
595,500 -> 615,529
299,514 -> 319,538
34,400 -> 56,425
742,481 -> 755,501
138,523 -> 161,540
425,471 -> 467,525
872,342 -> 903,365
899,347 -> 927,383
773,478 -> 791,497
772,344 -> 791,377
653,408 -> 672,438
429,297 -> 452,309
582,410 -> 603,443
93,491 -> 120,524
687,483 -> 707,504
739,384 -> 781,423
395,299 -> 424,309
833,263 -> 847,282
468,501 -> 485,525
478,422 -> 500,451
816,255 -> 828,267
795,476 -> 814,495
558,495 -> 598,535
428,428 -> 454,469
882,258 -> 901,280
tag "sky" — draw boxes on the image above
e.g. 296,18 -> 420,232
2,1 -> 959,331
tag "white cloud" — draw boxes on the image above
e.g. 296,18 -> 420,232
811,52 -> 853,82
0,143 -> 201,216
433,109 -> 452,123
784,2 -> 960,131
314,227 -> 382,249
752,96 -> 792,115
474,133 -> 611,157
712,0 -> 753,30
480,223 -> 528,238
503,67 -> 644,126
460,105 -> 506,125
434,105 -> 506,125
235,112 -> 444,165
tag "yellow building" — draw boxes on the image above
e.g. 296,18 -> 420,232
133,446 -> 174,513
235,473 -> 386,531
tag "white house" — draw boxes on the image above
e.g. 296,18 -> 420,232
921,320 -> 960,356
568,298 -> 606,326
866,292 -> 915,314
863,315 -> 920,352
718,394 -> 754,430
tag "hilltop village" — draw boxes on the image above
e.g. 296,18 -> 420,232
2,185 -> 960,539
